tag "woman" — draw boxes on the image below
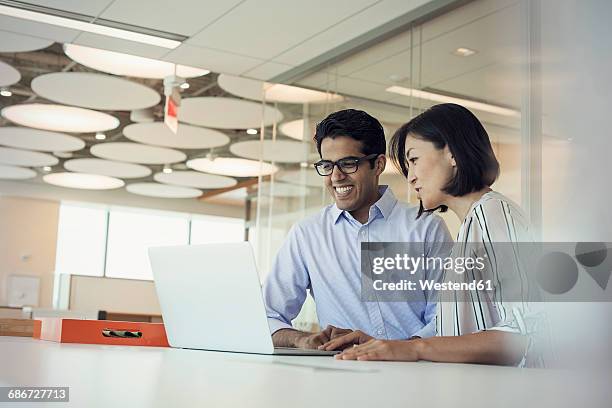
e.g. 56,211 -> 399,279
320,103 -> 541,366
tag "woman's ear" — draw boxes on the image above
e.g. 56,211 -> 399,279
444,146 -> 456,167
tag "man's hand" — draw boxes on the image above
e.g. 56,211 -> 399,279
318,330 -> 374,351
272,325 -> 354,349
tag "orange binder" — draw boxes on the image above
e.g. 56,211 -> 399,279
38,318 -> 169,347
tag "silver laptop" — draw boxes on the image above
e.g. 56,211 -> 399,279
148,242 -> 338,356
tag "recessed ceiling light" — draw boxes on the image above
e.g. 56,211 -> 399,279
246,128 -> 258,135
180,82 -> 190,90
95,132 -> 106,140
385,86 -> 520,117
0,88 -> 11,97
0,5 -> 181,49
300,162 -> 309,168
162,165 -> 173,174
64,44 -> 209,79
42,166 -> 52,172
452,47 -> 477,57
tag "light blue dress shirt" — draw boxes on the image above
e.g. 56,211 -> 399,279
263,186 -> 452,340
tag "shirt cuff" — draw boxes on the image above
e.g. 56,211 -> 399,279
411,321 -> 436,339
267,318 -> 294,335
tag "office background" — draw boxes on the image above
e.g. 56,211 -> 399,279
0,0 -> 610,370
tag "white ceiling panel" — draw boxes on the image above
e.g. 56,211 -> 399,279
72,32 -> 169,59
330,30 -> 412,77
418,3 -> 521,86
272,0 -> 430,66
304,75 -> 390,101
100,0 -> 243,37
186,0 -> 377,60
0,15 -> 79,43
20,1 -> 114,17
242,61 -> 295,81
0,30 -> 53,52
421,0 -> 518,43
346,1 -> 521,90
432,62 -> 522,107
163,44 -> 263,76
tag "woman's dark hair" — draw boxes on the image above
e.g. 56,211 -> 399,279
389,103 -> 500,217
314,109 -> 386,166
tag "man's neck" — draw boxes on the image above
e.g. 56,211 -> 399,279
349,189 -> 383,224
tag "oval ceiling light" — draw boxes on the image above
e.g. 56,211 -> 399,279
0,30 -> 53,53
126,182 -> 202,198
217,74 -> 343,104
43,172 -> 125,190
276,169 -> 323,188
0,164 -> 37,180
64,158 -> 152,179
31,72 -> 160,111
179,97 -> 283,129
0,127 -> 85,152
123,122 -> 230,150
1,104 -> 119,133
186,157 -> 278,177
0,60 -> 21,87
258,181 -> 312,198
0,146 -> 58,167
279,119 -> 315,141
64,43 -> 210,79
154,170 -> 237,189
229,140 -> 311,164
90,142 -> 186,165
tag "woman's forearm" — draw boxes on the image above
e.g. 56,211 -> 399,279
415,331 -> 529,365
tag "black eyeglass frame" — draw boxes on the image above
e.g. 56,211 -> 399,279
313,153 -> 380,176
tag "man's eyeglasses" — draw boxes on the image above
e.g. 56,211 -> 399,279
314,154 -> 379,176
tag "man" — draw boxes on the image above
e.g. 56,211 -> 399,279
263,109 -> 451,349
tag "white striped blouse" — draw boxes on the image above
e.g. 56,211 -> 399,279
436,190 -> 544,367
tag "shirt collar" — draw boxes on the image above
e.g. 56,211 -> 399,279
331,185 -> 397,224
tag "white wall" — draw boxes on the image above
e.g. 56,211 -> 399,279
540,0 -> 612,370
0,196 -> 59,308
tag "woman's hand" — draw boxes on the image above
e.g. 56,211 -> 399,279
335,339 -> 422,361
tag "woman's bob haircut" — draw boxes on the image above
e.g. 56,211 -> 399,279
389,103 -> 500,216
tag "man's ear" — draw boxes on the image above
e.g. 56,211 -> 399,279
375,155 -> 386,176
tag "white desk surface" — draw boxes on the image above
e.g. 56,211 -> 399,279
0,337 -> 608,408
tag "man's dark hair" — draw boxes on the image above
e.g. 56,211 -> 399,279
389,103 -> 500,216
313,109 -> 386,166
